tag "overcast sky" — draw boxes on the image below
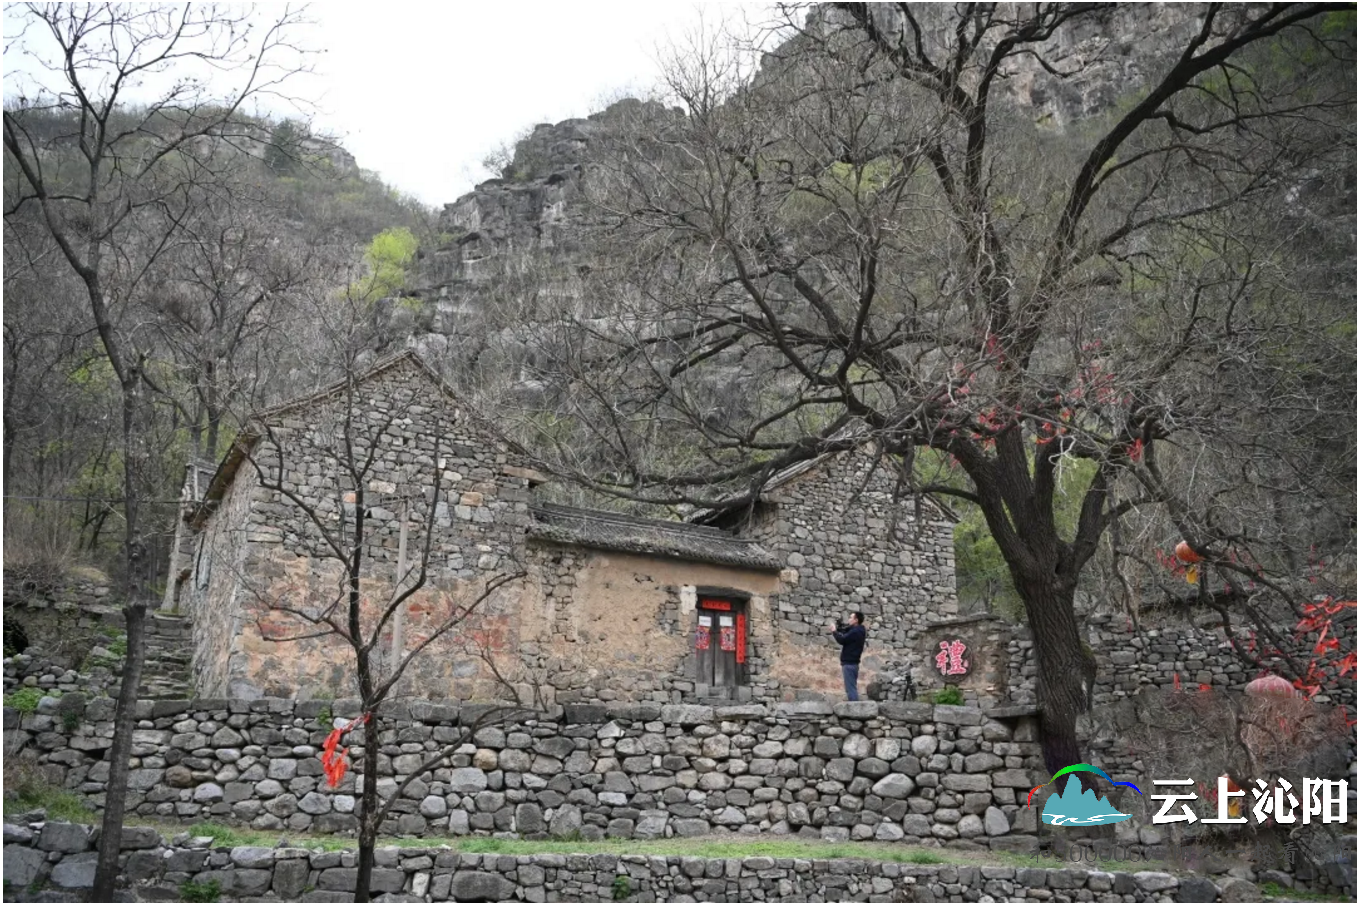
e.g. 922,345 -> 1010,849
2,3 -> 781,209
307,3 -> 779,207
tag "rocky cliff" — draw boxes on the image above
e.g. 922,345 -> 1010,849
395,4 -> 1212,351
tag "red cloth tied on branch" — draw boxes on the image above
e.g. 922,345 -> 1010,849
321,713 -> 370,787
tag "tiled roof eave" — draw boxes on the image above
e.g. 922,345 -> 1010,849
526,517 -> 783,573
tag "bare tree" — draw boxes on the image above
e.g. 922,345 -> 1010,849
3,4 -> 314,897
206,303 -> 531,899
514,4 -> 1355,780
146,176 -> 325,460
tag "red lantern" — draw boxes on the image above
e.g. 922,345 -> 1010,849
1244,674 -> 1297,697
1174,541 -> 1202,564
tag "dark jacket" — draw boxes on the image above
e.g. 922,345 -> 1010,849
832,623 -> 866,664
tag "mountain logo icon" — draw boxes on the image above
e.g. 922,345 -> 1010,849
1028,763 -> 1142,828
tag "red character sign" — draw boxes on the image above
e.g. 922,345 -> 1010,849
935,640 -> 969,676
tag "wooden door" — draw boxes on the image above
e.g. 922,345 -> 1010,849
696,598 -> 745,688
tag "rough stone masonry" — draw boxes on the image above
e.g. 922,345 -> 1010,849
1,821 -> 1273,903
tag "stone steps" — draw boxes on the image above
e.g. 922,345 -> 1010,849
137,613 -> 195,700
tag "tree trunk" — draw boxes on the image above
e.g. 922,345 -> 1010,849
92,377 -> 155,900
354,710 -> 380,903
91,601 -> 146,901
1016,574 -> 1097,793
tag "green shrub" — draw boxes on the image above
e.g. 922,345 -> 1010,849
4,687 -> 45,713
611,875 -> 631,901
179,878 -> 222,903
932,686 -> 965,706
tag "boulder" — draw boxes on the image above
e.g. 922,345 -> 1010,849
1218,878 -> 1261,902
833,701 -> 879,719
37,821 -> 92,853
448,767 -> 488,792
231,846 -> 276,869
902,814 -> 932,836
451,871 -> 514,901
192,782 -> 224,802
3,844 -> 47,886
1135,871 -> 1179,892
548,804 -> 582,837
661,704 -> 715,726
49,852 -> 97,888
1176,877 -> 1220,902
515,802 -> 545,833
957,814 -> 985,837
872,774 -> 915,799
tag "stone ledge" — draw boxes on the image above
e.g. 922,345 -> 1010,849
985,704 -> 1042,719
3,822 -> 1304,903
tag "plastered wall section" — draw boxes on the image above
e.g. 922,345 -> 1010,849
520,543 -> 786,703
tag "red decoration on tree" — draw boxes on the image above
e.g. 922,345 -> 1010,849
1174,541 -> 1202,564
321,713 -> 370,788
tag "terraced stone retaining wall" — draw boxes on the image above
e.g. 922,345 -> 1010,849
6,698 -> 1061,850
1,820 -> 1268,903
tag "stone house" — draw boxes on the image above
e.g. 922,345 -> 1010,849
169,351 -> 958,705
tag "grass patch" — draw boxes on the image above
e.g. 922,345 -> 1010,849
4,687 -> 46,713
1260,882 -> 1344,902
453,835 -> 969,864
3,780 -> 96,824
142,821 -> 979,864
186,822 -> 254,848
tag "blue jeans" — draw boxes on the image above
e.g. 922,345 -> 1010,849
842,663 -> 860,701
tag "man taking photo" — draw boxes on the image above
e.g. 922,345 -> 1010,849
829,612 -> 867,701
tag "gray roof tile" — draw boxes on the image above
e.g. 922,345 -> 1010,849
528,504 -> 781,571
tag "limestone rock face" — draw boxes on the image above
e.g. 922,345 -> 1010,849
392,7 -> 1210,365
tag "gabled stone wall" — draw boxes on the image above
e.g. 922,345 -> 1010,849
729,450 -> 959,696
179,356 -> 537,701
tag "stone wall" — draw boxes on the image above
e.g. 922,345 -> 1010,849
5,696 -> 1061,850
725,450 -> 959,697
1,820 -> 1269,903
177,353 -> 971,708
180,355 -> 539,701
2,576 -> 119,673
